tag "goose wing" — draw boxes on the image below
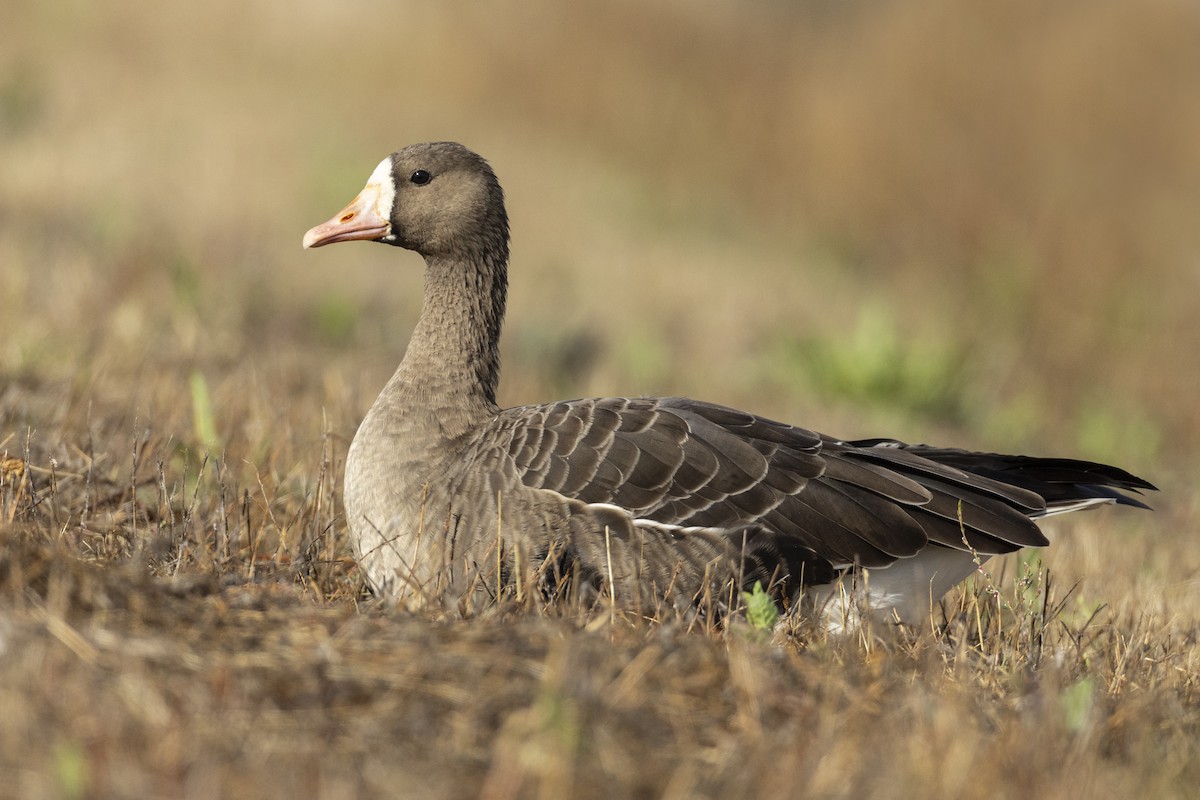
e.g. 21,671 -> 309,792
496,396 -> 1115,575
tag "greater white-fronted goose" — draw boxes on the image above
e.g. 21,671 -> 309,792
303,142 -> 1154,630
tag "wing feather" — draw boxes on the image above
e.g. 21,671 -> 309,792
493,397 -> 1152,596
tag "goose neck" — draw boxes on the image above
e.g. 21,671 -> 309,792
394,250 -> 507,412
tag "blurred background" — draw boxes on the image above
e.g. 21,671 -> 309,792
2,0 -> 1195,520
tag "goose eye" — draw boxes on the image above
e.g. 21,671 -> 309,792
410,170 -> 432,186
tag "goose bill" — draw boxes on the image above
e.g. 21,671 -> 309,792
303,184 -> 391,248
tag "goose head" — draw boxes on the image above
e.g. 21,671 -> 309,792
302,141 -> 508,259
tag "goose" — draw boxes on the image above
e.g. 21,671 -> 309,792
303,142 -> 1154,630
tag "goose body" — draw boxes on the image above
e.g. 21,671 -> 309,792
304,142 -> 1154,629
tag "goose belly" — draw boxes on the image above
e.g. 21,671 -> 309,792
804,546 -> 986,633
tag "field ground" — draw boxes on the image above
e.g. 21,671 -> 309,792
3,1 -> 1199,797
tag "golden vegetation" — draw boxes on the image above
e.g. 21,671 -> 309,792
2,0 -> 1197,797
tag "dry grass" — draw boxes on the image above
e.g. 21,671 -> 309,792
3,0 -> 1199,797
1,455 -> 1196,799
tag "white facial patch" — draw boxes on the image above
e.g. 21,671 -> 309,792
366,156 -> 397,241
